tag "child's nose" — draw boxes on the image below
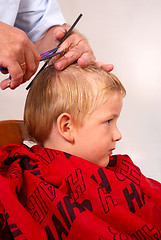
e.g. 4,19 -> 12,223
113,127 -> 122,142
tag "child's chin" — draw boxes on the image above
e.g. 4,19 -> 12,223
99,158 -> 109,168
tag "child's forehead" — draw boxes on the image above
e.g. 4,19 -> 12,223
91,91 -> 123,116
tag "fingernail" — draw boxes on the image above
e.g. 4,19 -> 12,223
55,61 -> 63,70
55,28 -> 66,34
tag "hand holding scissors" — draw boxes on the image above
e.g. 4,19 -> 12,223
0,14 -> 83,90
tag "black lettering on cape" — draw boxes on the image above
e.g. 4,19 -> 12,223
91,168 -> 112,193
67,168 -> 86,200
39,181 -> 56,201
91,168 -> 119,213
63,196 -> 86,223
123,182 -> 145,213
130,224 -> 161,239
37,149 -> 59,165
25,187 -> 48,223
120,158 -> 141,186
57,201 -> 71,230
45,225 -> 56,240
107,225 -> 129,239
52,213 -> 68,240
5,213 -> 23,238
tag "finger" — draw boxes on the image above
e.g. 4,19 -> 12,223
19,62 -> 26,74
77,51 -> 96,67
53,38 -> 94,70
0,45 -> 27,88
0,47 -> 40,89
0,68 -> 25,90
94,62 -> 114,72
21,42 -> 40,83
53,24 -> 69,41
54,47 -> 95,70
0,77 -> 12,90
5,62 -> 24,89
54,28 -> 66,41
54,50 -> 78,70
74,39 -> 96,66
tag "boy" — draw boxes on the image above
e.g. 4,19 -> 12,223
0,64 -> 161,239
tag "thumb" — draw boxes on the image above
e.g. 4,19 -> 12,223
54,26 -> 67,41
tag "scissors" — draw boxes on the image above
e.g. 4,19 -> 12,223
0,14 -> 83,89
26,13 -> 83,90
0,47 -> 65,72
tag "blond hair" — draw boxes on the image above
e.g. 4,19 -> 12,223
24,64 -> 126,145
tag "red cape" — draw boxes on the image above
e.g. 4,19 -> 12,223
0,143 -> 161,239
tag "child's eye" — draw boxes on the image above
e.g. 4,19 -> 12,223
106,119 -> 112,125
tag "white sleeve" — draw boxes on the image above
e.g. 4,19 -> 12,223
15,0 -> 65,42
0,0 -> 21,25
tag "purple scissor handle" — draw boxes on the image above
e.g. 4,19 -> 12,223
0,47 -> 64,72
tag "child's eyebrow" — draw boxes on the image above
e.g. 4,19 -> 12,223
107,114 -> 120,119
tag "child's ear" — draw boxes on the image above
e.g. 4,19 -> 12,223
56,113 -> 75,143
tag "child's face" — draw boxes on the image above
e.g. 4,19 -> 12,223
73,91 -> 123,167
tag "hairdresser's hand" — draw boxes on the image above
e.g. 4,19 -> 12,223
0,22 -> 40,90
34,23 -> 96,70
49,24 -> 96,69
50,24 -> 114,72
34,24 -> 114,72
